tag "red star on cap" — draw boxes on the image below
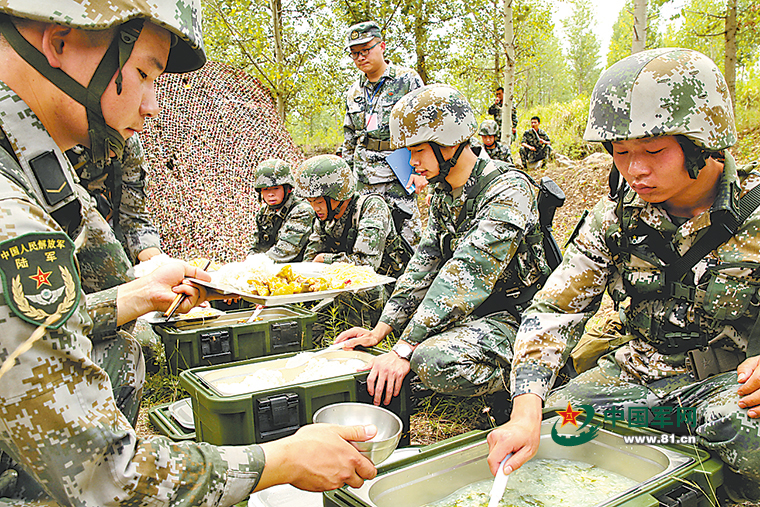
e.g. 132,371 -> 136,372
556,403 -> 582,427
29,267 -> 53,289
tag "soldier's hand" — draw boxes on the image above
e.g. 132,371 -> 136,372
407,174 -> 428,194
257,423 -> 377,492
365,351 -> 411,406
737,355 -> 760,417
335,322 -> 392,349
486,394 -> 542,476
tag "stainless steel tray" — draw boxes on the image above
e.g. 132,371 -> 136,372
348,417 -> 694,507
188,262 -> 394,306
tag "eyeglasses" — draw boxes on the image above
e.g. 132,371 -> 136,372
348,41 -> 381,60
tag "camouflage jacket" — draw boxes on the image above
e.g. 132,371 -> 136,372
520,128 -> 551,163
512,155 -> 760,400
484,141 -> 512,163
0,82 -> 264,506
248,193 -> 315,262
342,64 -> 423,185
69,134 -> 161,264
302,194 -> 393,271
379,158 -> 548,345
487,102 -> 518,131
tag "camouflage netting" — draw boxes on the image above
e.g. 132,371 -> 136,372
140,60 -> 303,263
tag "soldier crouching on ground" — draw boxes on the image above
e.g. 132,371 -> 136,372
336,85 -> 552,415
487,48 -> 760,503
0,2 -> 376,505
247,158 -> 315,263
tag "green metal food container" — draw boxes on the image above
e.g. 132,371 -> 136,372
155,306 -> 316,375
147,399 -> 196,441
179,348 -> 411,446
324,417 -> 723,507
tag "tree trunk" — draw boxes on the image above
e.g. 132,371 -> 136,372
413,2 -> 429,84
501,0 -> 515,145
631,0 -> 647,53
725,0 -> 737,109
271,0 -> 285,122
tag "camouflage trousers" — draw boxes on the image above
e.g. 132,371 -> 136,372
357,180 -> 422,249
546,353 -> 760,487
410,310 -> 517,397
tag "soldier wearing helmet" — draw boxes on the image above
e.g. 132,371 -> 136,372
488,48 -> 760,503
336,84 -> 552,413
342,20 -> 424,250
478,119 -> 513,163
0,3 -> 377,505
247,158 -> 315,263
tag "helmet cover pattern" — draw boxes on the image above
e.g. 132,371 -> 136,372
255,159 -> 294,189
390,84 -> 477,150
584,48 -> 736,151
479,119 -> 499,136
294,154 -> 357,201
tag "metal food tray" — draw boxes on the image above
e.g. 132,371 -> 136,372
187,262 -> 395,306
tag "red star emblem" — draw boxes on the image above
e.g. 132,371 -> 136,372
29,267 -> 53,289
556,402 -> 582,427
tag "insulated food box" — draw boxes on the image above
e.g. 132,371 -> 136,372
325,417 -> 723,507
155,306 -> 316,375
179,348 -> 411,446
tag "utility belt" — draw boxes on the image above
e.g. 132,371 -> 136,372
686,344 -> 743,381
360,136 -> 392,152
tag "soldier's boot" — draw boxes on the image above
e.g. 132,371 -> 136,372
723,469 -> 760,503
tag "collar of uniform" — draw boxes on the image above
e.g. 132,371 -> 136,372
359,62 -> 396,88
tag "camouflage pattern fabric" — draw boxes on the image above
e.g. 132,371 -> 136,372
248,193 -> 315,262
583,48 -> 736,151
484,141 -> 513,164
357,180 -> 421,248
511,157 -> 760,490
379,158 -> 549,395
302,194 -> 394,272
294,154 -> 357,201
254,158 -> 295,189
0,83 -> 265,506
487,102 -> 518,137
519,127 -> 551,165
345,21 -> 382,48
342,64 -> 423,245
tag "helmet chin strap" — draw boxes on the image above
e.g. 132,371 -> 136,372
429,142 -> 466,192
0,15 -> 143,167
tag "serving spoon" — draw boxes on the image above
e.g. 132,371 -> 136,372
488,454 -> 513,507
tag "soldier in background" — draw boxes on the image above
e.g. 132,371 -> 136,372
478,119 -> 513,164
247,158 -> 315,263
487,48 -> 760,503
342,21 -> 424,249
519,116 -> 552,170
336,85 -> 551,413
487,86 -> 518,142
0,2 -> 377,505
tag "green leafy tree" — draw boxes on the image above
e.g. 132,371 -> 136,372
607,0 -> 663,66
562,0 -> 602,95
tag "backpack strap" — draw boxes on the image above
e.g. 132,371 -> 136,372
453,163 -> 504,233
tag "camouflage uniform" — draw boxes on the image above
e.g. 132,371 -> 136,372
479,119 -> 513,163
68,135 -> 162,265
383,84 -> 550,397
342,22 -> 424,248
248,159 -> 315,262
511,48 -> 760,495
519,126 -> 551,169
0,3 -> 268,505
487,101 -> 518,141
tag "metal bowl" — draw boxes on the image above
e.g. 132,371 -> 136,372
313,402 -> 402,465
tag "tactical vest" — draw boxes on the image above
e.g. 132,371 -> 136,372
438,160 -> 561,320
254,193 -> 305,260
603,180 -> 760,355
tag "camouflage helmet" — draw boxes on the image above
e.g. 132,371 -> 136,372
479,119 -> 499,136
255,159 -> 295,189
390,84 -> 478,150
294,154 -> 357,202
584,48 -> 736,151
0,0 -> 206,73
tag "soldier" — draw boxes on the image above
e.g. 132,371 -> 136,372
478,119 -> 513,163
336,84 -> 552,408
294,155 -> 408,277
342,21 -> 424,250
487,86 -> 518,142
519,116 -> 552,170
0,2 -> 376,505
487,48 -> 760,503
247,158 -> 315,263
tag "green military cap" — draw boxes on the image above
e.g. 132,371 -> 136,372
346,21 -> 382,48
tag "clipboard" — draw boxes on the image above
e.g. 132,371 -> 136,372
386,148 -> 415,195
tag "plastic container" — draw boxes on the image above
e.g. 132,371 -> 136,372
179,348 -> 412,446
155,306 -> 316,375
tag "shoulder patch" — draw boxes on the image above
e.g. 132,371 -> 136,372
0,232 -> 81,329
